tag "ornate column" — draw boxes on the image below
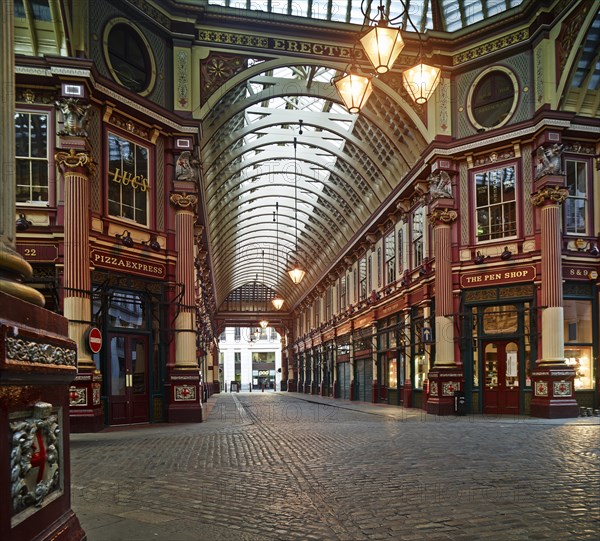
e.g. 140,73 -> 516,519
168,192 -> 202,422
426,201 -> 463,415
530,179 -> 579,418
371,322 -> 378,403
56,148 -> 103,432
279,328 -> 288,391
401,309 -> 412,407
0,1 -> 85,539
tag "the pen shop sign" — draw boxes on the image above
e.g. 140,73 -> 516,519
90,249 -> 165,278
460,265 -> 536,288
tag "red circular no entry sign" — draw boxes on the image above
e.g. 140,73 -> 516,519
87,326 -> 102,354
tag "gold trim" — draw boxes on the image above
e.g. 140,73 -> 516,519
530,186 -> 569,207
55,148 -> 97,176
428,208 -> 458,225
170,193 -> 198,209
0,248 -> 33,278
0,280 -> 45,307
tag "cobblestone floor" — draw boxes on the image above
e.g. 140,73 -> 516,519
70,392 -> 600,541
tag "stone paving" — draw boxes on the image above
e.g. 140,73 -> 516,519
70,392 -> 600,541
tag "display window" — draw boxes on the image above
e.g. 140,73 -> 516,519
564,299 -> 594,390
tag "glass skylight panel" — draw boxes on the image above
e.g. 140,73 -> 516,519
272,66 -> 294,78
291,0 -> 310,17
464,0 -> 484,26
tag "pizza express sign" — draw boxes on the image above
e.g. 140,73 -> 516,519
91,249 -> 165,278
460,265 -> 536,288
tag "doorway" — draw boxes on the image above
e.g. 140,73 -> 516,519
108,334 -> 149,425
483,340 -> 519,415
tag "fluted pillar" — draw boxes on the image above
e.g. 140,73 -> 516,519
56,149 -> 96,370
426,205 -> 463,415
530,182 -> 578,418
168,192 -> 202,422
56,149 -> 103,432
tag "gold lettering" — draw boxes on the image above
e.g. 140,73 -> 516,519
273,39 -> 285,50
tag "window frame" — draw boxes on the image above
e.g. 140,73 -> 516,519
563,158 -> 590,236
472,162 -> 518,244
385,230 -> 396,285
411,206 -> 425,268
106,129 -> 153,228
15,106 -> 54,208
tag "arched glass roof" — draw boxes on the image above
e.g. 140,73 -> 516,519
205,0 -> 526,32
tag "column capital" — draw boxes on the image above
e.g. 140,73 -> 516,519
530,186 -> 569,207
55,148 -> 96,176
428,207 -> 458,226
170,192 -> 198,210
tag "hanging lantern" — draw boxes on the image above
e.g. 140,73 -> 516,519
402,62 -> 441,104
271,295 -> 284,310
360,23 -> 404,74
333,71 -> 374,114
287,263 -> 306,285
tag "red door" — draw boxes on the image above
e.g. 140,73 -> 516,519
108,334 -> 149,425
483,340 -> 520,415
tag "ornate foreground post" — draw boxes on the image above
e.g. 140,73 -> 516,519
0,1 -> 85,538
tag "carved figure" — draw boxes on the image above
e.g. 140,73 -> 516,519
55,98 -> 93,137
429,170 -> 453,199
535,143 -> 563,179
175,150 -> 200,182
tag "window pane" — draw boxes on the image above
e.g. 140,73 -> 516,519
107,133 -> 150,225
475,166 -> 517,242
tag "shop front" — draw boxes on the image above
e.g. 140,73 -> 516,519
461,279 -> 537,416
336,334 -> 351,399
90,270 -> 166,426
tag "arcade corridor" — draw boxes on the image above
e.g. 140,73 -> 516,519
70,392 -> 600,541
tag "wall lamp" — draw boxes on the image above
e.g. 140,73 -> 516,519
574,238 -> 600,256
474,251 -> 488,264
500,247 -> 512,260
142,234 -> 161,251
16,213 -> 31,232
115,229 -> 134,247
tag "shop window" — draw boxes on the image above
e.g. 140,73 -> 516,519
475,165 -> 516,242
15,110 -> 50,205
252,352 -> 275,363
412,207 -> 425,268
414,353 -> 426,390
564,160 -> 588,235
107,290 -> 146,329
385,231 -> 395,284
564,299 -> 593,389
388,358 -> 398,389
483,305 -> 518,334
107,133 -> 150,226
